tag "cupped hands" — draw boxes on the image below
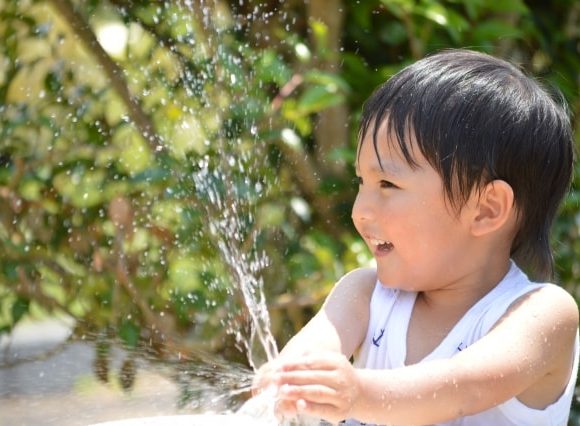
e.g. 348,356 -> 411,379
253,351 -> 362,424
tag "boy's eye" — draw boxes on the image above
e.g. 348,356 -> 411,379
354,177 -> 397,189
380,180 -> 397,189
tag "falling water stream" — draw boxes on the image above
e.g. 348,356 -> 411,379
2,0 -> 313,424
170,0 -> 293,377
146,1 -> 290,424
192,158 -> 278,370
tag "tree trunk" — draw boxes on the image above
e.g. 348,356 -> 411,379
307,0 -> 349,176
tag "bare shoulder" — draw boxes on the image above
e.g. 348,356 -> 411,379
338,267 -> 377,289
326,267 -> 377,306
309,267 -> 376,355
502,284 -> 579,406
506,283 -> 578,326
454,283 -> 578,411
499,283 -> 578,346
541,284 -> 578,318
280,268 -> 378,358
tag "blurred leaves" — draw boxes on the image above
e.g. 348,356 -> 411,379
0,0 -> 354,366
0,0 -> 578,414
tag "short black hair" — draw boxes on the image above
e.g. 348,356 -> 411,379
359,49 -> 574,280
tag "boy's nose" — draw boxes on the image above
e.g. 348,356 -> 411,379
352,192 -> 374,223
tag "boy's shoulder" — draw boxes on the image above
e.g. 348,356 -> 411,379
509,281 -> 576,308
342,266 -> 377,282
499,282 -> 579,349
496,282 -> 579,408
511,282 -> 578,320
330,267 -> 378,309
339,267 -> 377,292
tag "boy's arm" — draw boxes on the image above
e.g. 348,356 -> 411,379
252,268 -> 375,395
278,284 -> 578,425
279,267 -> 376,359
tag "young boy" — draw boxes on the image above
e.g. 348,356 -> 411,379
255,49 -> 579,425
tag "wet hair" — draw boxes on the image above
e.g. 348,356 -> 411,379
359,49 -> 574,280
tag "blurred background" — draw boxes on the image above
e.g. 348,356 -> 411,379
0,0 -> 578,424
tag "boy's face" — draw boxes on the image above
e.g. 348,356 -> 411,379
352,124 -> 477,291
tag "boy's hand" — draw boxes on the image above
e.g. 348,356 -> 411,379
252,359 -> 282,396
275,351 -> 361,424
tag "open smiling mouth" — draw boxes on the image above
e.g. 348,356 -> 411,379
370,238 -> 394,252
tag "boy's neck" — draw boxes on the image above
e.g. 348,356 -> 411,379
417,256 -> 512,312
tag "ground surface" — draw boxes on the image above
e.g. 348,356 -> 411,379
0,319 -> 190,426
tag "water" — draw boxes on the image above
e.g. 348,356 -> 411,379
192,158 -> 278,370
170,0 -> 286,375
166,0 -> 285,420
1,1 -> 299,423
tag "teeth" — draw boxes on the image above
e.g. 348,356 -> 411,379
370,238 -> 390,246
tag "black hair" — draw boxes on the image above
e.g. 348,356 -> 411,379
359,49 -> 574,280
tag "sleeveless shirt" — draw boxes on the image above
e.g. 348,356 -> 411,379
345,262 -> 579,426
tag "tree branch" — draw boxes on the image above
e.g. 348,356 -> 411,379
307,0 -> 349,175
111,232 -> 172,343
47,0 -> 164,152
15,267 -> 78,319
269,74 -> 347,235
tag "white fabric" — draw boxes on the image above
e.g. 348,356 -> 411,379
348,262 -> 579,426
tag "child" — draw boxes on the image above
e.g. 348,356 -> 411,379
255,49 -> 579,425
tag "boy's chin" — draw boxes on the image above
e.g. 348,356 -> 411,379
376,270 -> 397,288
375,262 -> 393,281
376,269 -> 414,291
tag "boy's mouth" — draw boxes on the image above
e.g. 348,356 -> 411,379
370,238 -> 394,252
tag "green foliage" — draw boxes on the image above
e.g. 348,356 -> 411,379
0,0 -> 578,415
0,0 -> 354,364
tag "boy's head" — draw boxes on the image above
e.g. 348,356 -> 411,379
358,49 -> 574,280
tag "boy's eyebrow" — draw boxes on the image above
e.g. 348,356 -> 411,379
355,160 -> 404,177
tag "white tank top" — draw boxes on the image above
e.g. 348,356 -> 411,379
348,262 -> 579,426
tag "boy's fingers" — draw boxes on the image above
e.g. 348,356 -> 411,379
281,352 -> 346,371
279,383 -> 338,405
251,361 -> 285,395
277,370 -> 341,388
295,400 -> 344,424
275,398 -> 299,418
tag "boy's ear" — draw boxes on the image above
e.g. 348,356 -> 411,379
470,180 -> 515,237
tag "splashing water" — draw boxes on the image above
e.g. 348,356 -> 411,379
189,153 -> 280,421
192,157 -> 278,370
2,0 -> 322,424
190,161 -> 321,425
172,0 -> 283,420
127,0 -> 300,421
168,0 -> 293,374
